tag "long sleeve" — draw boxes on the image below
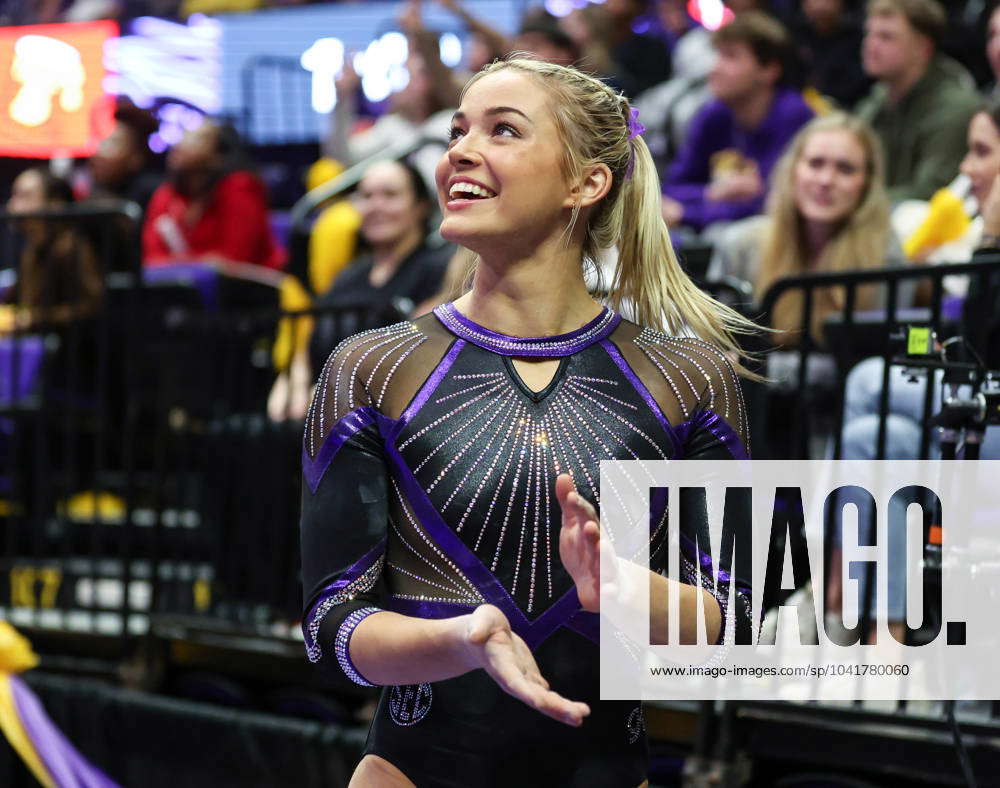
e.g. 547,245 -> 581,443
680,339 -> 752,646
639,336 -> 753,646
300,338 -> 390,690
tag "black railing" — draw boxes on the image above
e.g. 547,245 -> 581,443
756,256 -> 1000,460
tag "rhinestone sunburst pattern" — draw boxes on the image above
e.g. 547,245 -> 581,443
633,329 -> 750,455
393,347 -> 675,617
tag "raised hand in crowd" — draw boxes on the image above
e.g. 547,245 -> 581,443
706,167 -> 764,203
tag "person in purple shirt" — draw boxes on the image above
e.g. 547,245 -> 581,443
661,11 -> 814,234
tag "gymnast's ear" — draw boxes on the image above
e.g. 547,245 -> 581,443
566,162 -> 612,210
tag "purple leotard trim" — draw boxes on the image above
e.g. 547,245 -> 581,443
388,597 -> 477,618
565,609 -> 599,643
432,302 -> 621,357
600,339 -> 682,458
674,409 -> 750,460
400,339 -> 466,425
303,539 -> 386,661
335,606 -> 382,686
302,406 -> 377,494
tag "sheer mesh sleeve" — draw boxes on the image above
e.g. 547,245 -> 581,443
674,337 -> 752,646
299,322 -> 426,688
624,329 -> 753,648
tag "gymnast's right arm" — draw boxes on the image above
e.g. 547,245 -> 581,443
299,340 -> 589,724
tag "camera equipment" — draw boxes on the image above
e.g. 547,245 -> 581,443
888,325 -> 995,788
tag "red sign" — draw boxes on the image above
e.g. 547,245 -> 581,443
0,21 -> 117,158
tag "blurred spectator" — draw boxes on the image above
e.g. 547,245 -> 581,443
513,18 -> 580,67
86,98 -> 161,214
0,0 -> 64,24
428,0 -> 509,74
988,4 -> 1000,97
789,0 -> 873,109
891,96 -> 1000,274
561,5 -> 616,78
323,46 -> 455,197
633,0 -> 715,168
856,0 -> 980,202
142,120 -> 286,269
710,112 -> 902,346
661,11 -> 814,235
601,0 -> 672,97
1,168 -> 103,333
267,159 -> 449,421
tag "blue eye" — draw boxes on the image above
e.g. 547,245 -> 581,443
494,122 -> 518,137
447,126 -> 465,144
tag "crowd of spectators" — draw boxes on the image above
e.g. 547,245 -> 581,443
2,0 -> 1000,440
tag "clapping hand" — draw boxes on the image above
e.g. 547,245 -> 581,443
463,604 -> 590,726
556,473 -> 619,614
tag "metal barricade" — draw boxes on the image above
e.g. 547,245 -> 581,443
755,256 -> 1000,460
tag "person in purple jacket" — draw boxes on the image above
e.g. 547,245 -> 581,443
661,11 -> 815,235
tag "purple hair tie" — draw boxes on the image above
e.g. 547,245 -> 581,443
625,106 -> 646,179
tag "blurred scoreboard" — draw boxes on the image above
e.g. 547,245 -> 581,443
0,20 -> 117,157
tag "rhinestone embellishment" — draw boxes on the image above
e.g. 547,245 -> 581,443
389,683 -> 433,726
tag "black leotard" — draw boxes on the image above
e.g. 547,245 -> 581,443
300,303 -> 751,787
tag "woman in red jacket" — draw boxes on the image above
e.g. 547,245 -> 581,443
142,120 -> 286,270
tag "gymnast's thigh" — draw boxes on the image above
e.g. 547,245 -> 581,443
349,754 -> 417,787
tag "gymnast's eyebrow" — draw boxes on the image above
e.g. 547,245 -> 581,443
451,106 -> 534,124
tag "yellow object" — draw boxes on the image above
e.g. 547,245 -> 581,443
59,490 -> 126,523
306,158 -> 346,193
272,274 -> 314,371
907,326 -> 932,355
0,623 -> 52,787
180,0 -> 261,14
903,187 -> 972,260
0,622 -> 39,675
309,200 -> 362,296
802,87 -> 834,117
0,305 -> 15,333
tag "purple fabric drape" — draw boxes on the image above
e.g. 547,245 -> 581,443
11,675 -> 121,788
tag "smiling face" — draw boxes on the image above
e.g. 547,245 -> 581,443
793,128 -> 869,226
960,112 -> 1000,207
356,160 -> 427,249
435,70 -> 576,255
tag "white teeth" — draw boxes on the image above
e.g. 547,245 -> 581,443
449,182 -> 496,199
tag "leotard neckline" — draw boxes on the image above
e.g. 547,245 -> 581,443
432,301 -> 621,357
